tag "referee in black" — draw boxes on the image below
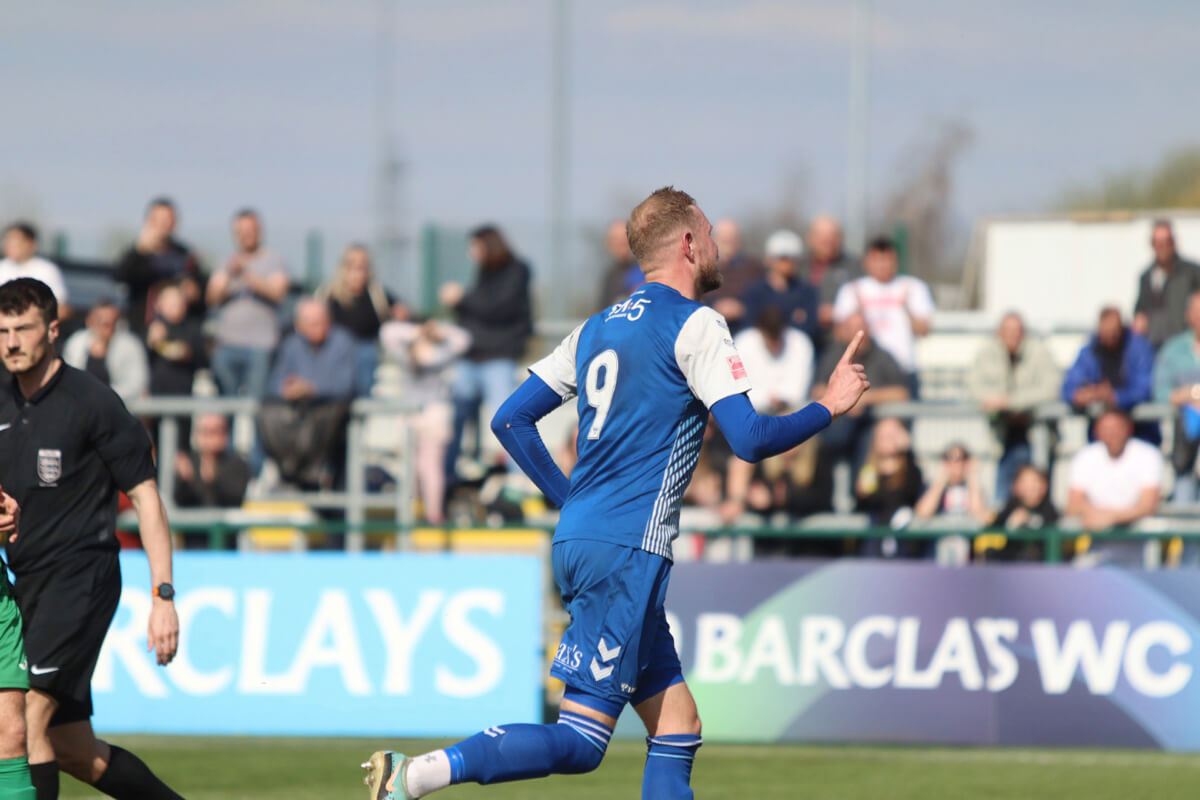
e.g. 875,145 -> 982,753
0,279 -> 182,800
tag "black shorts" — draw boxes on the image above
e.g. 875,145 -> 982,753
14,552 -> 121,726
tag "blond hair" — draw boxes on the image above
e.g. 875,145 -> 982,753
319,243 -> 392,325
626,186 -> 699,265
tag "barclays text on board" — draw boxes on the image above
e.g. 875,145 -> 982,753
684,614 -> 1190,698
667,561 -> 1200,749
90,553 -> 544,736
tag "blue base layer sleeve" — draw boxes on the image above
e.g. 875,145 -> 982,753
490,374 -> 572,506
710,394 -> 832,462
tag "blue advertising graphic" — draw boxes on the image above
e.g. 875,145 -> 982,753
664,562 -> 1200,750
92,553 -> 543,736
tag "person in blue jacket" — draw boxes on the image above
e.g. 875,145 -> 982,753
1062,306 -> 1158,443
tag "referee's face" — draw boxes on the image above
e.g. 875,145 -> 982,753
0,306 -> 57,375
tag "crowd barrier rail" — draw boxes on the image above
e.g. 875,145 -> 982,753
125,396 -> 1196,560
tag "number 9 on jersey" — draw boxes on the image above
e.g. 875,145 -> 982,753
584,350 -> 619,440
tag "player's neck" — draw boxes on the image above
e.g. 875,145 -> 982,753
643,273 -> 696,301
17,355 -> 61,399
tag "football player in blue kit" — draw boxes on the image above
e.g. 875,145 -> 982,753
364,187 -> 869,799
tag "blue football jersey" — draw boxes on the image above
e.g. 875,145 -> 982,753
530,282 -> 751,559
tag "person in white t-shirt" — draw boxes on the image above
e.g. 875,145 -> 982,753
832,235 -> 933,392
1067,409 -> 1163,565
732,305 -> 814,414
0,222 -> 70,316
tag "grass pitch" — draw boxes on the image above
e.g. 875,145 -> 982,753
59,736 -> 1199,799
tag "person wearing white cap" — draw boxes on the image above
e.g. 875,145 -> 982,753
739,229 -> 820,347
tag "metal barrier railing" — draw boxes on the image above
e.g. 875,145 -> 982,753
125,394 -> 1194,556
127,395 -> 417,553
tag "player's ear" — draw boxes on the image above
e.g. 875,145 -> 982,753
47,317 -> 59,344
683,231 -> 695,263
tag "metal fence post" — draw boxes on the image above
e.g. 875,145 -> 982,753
157,416 -> 180,515
305,230 -> 324,292
395,415 -> 416,551
345,410 -> 366,552
420,224 -> 438,314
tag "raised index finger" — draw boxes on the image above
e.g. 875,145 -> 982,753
838,330 -> 865,367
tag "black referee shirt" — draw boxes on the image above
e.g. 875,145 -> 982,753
0,363 -> 157,575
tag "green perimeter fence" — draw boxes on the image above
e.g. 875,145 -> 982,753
114,517 -> 1200,567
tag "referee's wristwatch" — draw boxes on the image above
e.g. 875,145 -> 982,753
153,582 -> 175,601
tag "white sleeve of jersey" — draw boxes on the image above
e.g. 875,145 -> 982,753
529,321 -> 584,400
675,306 -> 753,409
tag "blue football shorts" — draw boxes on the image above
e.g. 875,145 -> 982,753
549,539 -> 684,712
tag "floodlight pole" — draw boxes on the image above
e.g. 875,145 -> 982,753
845,0 -> 871,253
375,0 -> 405,291
549,0 -> 571,283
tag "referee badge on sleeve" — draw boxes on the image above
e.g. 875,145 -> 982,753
37,449 -> 62,486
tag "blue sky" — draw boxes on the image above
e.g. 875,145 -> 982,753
3,0 -> 1199,279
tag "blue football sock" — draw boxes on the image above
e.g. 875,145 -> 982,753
642,734 -> 702,799
445,711 -> 611,786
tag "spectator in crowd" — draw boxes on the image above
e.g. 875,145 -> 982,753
146,281 -> 207,449
855,417 -> 925,557
206,208 -> 290,399
727,439 -> 837,558
442,225 -> 533,483
380,318 -> 472,525
317,243 -> 406,397
1062,306 -> 1156,442
114,197 -> 206,335
1132,219 -> 1200,351
597,220 -> 643,309
704,219 -> 763,333
966,311 -> 1061,502
267,299 -> 356,402
0,221 -> 70,316
1152,290 -> 1200,503
798,214 -> 859,332
733,305 -> 814,414
720,304 -> 819,532
62,298 -> 148,404
983,464 -> 1059,562
914,442 -> 989,523
811,312 -> 911,474
1066,410 -> 1163,566
259,299 -> 356,489
173,414 -> 250,509
833,234 -> 933,393
741,229 -> 820,343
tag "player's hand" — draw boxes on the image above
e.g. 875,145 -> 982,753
817,330 -> 871,418
0,485 -> 19,544
148,598 -> 179,666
